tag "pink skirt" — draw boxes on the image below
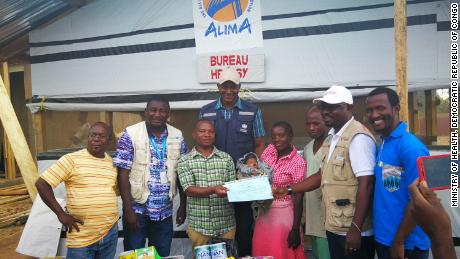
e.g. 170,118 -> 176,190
252,200 -> 306,259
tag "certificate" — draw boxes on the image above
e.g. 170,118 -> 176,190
224,176 -> 273,202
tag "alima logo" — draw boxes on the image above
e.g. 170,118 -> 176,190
198,0 -> 254,38
204,0 -> 249,22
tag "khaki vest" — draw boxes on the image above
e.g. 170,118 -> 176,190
126,121 -> 183,204
320,119 -> 375,234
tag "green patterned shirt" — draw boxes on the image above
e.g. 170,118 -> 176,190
177,147 -> 236,236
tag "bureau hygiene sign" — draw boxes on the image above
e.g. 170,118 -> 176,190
192,0 -> 263,54
197,53 -> 265,82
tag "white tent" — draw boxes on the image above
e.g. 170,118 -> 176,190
27,0 -> 451,112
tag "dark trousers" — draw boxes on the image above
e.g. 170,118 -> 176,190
234,201 -> 253,256
375,241 -> 429,259
326,231 -> 375,259
122,214 -> 173,257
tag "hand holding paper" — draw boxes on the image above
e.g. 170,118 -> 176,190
213,185 -> 229,198
224,176 -> 273,202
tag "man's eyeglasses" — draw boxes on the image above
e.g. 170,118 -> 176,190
89,133 -> 107,140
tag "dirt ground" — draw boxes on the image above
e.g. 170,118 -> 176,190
0,179 -> 35,259
0,225 -> 35,259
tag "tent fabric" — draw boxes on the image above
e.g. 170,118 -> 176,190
28,0 -> 451,111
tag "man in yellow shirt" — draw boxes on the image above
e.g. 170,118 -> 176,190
35,122 -> 119,259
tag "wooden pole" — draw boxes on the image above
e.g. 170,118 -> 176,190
24,63 -> 45,154
33,113 -> 45,153
0,73 -> 38,200
395,0 -> 409,126
0,62 -> 16,180
425,90 -> 434,144
98,111 -> 113,124
24,63 -> 37,161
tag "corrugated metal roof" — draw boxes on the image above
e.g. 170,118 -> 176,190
0,0 -> 72,49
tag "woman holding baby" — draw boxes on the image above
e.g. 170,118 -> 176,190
251,121 -> 306,259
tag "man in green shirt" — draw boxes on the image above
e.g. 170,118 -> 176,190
177,119 -> 236,250
303,106 -> 330,259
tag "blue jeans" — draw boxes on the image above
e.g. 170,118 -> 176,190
375,241 -> 429,259
66,223 -> 118,259
123,214 -> 173,257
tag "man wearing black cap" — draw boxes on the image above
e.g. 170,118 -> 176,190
199,69 -> 266,256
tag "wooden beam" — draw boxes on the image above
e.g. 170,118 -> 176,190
408,92 -> 415,130
425,90 -> 433,138
1,62 -> 16,180
394,0 -> 409,127
23,64 -> 37,160
98,111 -> 113,124
431,91 -> 438,138
0,72 -> 38,200
0,35 -> 28,63
33,113 -> 45,153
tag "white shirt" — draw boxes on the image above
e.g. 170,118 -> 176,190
326,117 -> 376,236
327,117 -> 376,177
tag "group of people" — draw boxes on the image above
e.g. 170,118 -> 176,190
34,69 -> 455,259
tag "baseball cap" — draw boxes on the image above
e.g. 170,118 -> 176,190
218,69 -> 241,85
313,85 -> 353,105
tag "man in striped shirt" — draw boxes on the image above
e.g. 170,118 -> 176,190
35,122 -> 118,259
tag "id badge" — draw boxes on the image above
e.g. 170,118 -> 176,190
151,156 -> 159,166
160,170 -> 168,184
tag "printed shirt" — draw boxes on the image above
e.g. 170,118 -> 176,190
177,147 -> 236,236
113,128 -> 187,220
40,149 -> 118,248
261,144 -> 306,202
373,122 -> 431,249
199,97 -> 266,138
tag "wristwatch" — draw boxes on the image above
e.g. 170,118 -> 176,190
287,185 -> 293,195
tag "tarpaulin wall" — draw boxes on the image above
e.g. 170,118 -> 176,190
28,0 -> 452,111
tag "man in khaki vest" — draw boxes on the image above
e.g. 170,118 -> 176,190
275,86 -> 376,259
114,97 -> 188,257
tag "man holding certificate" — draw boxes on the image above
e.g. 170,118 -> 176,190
177,119 -> 236,250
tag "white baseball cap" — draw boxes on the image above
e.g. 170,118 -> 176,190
218,69 -> 241,85
313,85 -> 353,105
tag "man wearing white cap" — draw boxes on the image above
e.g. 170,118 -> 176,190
199,69 -> 266,256
274,85 -> 376,259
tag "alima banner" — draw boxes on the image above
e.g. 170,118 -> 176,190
192,0 -> 263,54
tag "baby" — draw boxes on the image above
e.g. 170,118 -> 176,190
236,152 -> 270,179
244,154 -> 259,175
236,152 -> 273,220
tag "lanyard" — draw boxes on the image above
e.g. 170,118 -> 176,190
149,135 -> 166,161
377,139 -> 385,167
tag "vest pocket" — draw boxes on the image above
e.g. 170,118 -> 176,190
135,148 -> 149,164
327,197 -> 355,228
129,181 -> 143,202
167,141 -> 181,160
129,166 -> 147,202
236,118 -> 254,139
332,157 -> 347,181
